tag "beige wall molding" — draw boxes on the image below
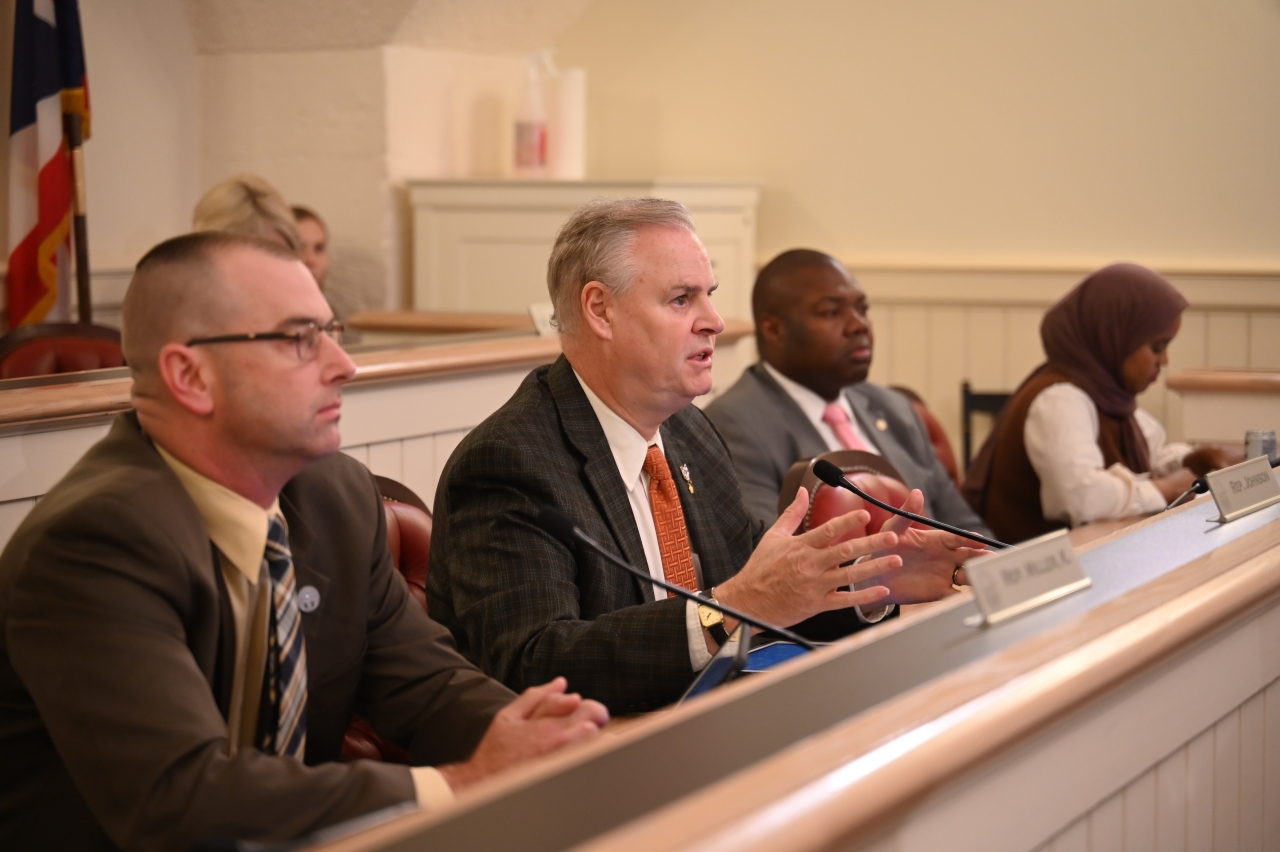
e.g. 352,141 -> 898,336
851,264 -> 1280,310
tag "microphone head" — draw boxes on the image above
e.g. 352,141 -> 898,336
533,505 -> 578,546
811,459 -> 848,488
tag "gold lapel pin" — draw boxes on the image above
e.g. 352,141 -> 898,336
679,464 -> 695,494
875,418 -> 889,432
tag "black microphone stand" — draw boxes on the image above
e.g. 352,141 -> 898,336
533,507 -> 817,651
811,459 -> 1011,549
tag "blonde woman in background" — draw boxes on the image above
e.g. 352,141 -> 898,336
192,174 -> 300,251
291,205 -> 330,290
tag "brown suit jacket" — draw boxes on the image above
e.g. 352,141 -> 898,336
0,413 -> 514,851
428,356 -> 876,715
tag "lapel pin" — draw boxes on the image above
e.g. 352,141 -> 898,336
679,464 -> 695,494
875,418 -> 888,432
297,585 -> 321,613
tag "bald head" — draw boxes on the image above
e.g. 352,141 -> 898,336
752,249 -> 846,331
122,232 -> 298,396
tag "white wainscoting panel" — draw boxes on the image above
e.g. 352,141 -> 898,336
0,498 -> 38,554
1031,680 -> 1279,852
855,596 -> 1280,852
0,362 -> 540,551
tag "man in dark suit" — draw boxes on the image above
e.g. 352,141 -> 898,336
429,200 -> 981,714
0,232 -> 606,850
705,249 -> 992,536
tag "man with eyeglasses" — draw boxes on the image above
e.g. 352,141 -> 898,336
0,232 -> 607,850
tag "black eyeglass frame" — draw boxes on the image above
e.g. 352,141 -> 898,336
186,320 -> 345,361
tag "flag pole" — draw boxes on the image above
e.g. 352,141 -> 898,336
64,111 -> 91,324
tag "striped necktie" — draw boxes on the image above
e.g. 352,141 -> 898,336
259,515 -> 308,759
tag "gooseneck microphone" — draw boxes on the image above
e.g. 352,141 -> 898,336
532,505 -> 817,651
1167,454 -> 1280,510
811,459 -> 1011,550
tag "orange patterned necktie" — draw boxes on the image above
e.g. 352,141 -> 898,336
643,444 -> 699,592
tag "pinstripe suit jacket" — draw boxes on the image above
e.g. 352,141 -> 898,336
428,356 -> 874,714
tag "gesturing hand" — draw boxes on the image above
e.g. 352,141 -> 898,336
856,489 -> 989,604
437,677 -> 608,792
714,487 -> 906,629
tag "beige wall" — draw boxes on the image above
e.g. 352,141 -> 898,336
554,0 -> 1280,269
0,0 -> 201,272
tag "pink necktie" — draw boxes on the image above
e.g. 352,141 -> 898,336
822,402 -> 871,451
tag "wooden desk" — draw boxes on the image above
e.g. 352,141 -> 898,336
317,496 -> 1280,852
347,310 -> 757,345
348,310 -> 537,335
1168,368 -> 1280,442
0,336 -> 563,548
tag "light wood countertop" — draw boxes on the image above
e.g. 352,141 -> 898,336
0,319 -> 758,429
0,335 -> 564,428
568,501 -> 1280,852
349,310 -> 755,343
1167,369 -> 1280,394
310,498 -> 1280,852
349,310 -> 537,334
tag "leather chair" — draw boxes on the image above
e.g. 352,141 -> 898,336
339,476 -> 434,764
0,322 -> 124,379
889,385 -> 961,487
779,450 -> 913,540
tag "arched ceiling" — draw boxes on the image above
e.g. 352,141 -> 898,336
185,0 -> 595,54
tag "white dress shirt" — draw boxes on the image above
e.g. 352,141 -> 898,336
574,372 -> 715,672
1024,382 -> 1193,528
762,362 -> 879,454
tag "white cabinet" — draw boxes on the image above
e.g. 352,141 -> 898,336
406,180 -> 759,319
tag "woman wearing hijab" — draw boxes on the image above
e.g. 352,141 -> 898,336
963,263 -> 1239,543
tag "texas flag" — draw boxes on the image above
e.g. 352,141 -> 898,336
7,0 -> 90,329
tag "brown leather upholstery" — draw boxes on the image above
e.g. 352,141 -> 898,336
339,476 -> 433,765
0,323 -> 124,379
889,384 -> 961,487
779,450 -> 913,540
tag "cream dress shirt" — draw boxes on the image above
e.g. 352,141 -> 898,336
155,444 -> 454,810
1024,383 -> 1192,528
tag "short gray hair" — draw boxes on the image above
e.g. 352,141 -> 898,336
546,198 -> 696,335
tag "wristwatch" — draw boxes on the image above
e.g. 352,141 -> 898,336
697,590 -> 731,646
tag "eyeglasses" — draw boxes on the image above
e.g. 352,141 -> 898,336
186,320 -> 345,362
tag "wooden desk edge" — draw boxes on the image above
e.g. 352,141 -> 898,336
348,311 -> 756,345
1167,369 -> 1280,394
0,337 -> 564,427
566,509 -> 1280,852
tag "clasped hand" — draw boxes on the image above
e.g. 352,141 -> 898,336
438,677 -> 608,792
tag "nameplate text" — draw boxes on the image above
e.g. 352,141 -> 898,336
964,529 -> 1091,627
1205,455 -> 1280,523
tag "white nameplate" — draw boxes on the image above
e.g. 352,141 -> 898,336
963,529 -> 1091,627
1204,455 -> 1280,523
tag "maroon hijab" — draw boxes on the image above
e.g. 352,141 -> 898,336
1040,263 -> 1188,432
964,263 -> 1188,510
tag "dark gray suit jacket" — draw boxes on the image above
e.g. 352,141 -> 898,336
0,413 -> 514,851
428,356 -> 878,715
704,364 -> 991,536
